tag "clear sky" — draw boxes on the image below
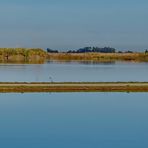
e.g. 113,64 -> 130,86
0,0 -> 147,51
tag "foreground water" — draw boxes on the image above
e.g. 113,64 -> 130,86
0,61 -> 148,82
0,92 -> 148,148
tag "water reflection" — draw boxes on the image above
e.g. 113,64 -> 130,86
47,60 -> 116,65
0,61 -> 148,82
0,92 -> 147,148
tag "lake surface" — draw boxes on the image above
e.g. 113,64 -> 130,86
0,61 -> 148,82
0,92 -> 148,148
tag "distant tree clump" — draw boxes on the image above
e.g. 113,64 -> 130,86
92,47 -> 116,53
125,50 -> 133,53
47,48 -> 58,53
145,49 -> 148,54
67,47 -> 116,53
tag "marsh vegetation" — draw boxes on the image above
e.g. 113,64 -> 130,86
0,48 -> 47,63
0,48 -> 148,63
47,52 -> 148,62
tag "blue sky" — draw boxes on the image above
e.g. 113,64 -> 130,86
0,0 -> 147,51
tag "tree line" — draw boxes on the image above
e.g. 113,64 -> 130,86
47,47 -> 148,54
47,47 -> 116,53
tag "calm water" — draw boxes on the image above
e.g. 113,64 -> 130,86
0,61 -> 148,82
0,92 -> 148,148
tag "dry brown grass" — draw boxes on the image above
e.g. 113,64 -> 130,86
47,52 -> 148,62
0,86 -> 148,93
0,82 -> 148,92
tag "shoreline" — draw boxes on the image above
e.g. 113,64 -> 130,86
47,52 -> 148,62
0,48 -> 148,63
0,82 -> 148,92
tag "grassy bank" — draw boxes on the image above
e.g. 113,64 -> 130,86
0,82 -> 148,92
47,52 -> 148,62
0,48 -> 47,63
0,48 -> 148,63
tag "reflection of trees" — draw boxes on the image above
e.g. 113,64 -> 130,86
46,60 -> 116,65
78,61 -> 116,65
